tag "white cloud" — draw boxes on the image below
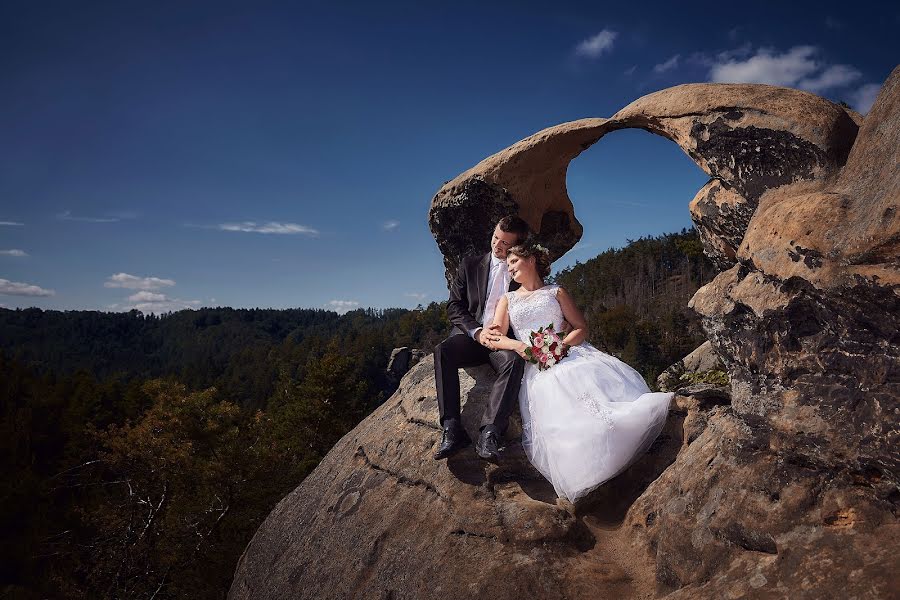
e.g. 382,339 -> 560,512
574,29 -> 617,59
708,45 -> 869,101
0,278 -> 55,296
1,249 -> 27,256
383,220 -> 400,231
218,221 -> 319,235
404,292 -> 427,302
798,64 -> 861,93
709,45 -> 820,86
0,221 -> 24,226
849,83 -> 881,114
56,209 -> 120,223
127,291 -> 168,302
653,54 -> 681,73
104,273 -> 176,290
623,65 -> 637,76
327,299 -> 359,314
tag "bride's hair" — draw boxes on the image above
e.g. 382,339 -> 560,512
508,238 -> 552,278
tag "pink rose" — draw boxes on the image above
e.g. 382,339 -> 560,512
540,354 -> 549,364
533,334 -> 544,346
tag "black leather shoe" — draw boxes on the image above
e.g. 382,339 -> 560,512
433,424 -> 471,460
476,426 -> 502,461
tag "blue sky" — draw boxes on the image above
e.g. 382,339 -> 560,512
1,1 -> 897,314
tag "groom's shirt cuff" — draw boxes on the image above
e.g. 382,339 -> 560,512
469,326 -> 481,340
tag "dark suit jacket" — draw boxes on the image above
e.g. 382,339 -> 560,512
446,253 -> 521,338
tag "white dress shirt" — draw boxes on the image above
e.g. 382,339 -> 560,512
469,253 -> 510,341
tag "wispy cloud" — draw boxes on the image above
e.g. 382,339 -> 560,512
623,65 -> 637,76
127,291 -> 168,302
383,220 -> 400,231
705,45 -> 877,113
0,249 -> 27,257
102,274 -> 202,314
56,209 -> 120,223
653,54 -> 680,73
0,278 -> 55,296
849,83 -> 881,114
570,241 -> 595,253
217,221 -> 319,235
404,292 -> 427,302
0,221 -> 24,226
104,273 -> 176,290
327,299 -> 359,314
709,45 -> 820,86
574,29 -> 617,59
707,45 -> 862,93
797,64 -> 861,93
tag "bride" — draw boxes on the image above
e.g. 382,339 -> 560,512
484,239 -> 673,503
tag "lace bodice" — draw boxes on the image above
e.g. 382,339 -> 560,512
506,285 -> 564,342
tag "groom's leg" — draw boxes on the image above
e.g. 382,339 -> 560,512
482,349 -> 525,435
434,332 -> 490,427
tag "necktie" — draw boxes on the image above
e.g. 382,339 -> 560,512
482,260 -> 507,328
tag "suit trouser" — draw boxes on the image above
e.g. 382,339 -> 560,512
434,330 -> 525,435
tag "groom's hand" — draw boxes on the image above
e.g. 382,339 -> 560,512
484,324 -> 503,350
475,329 -> 493,349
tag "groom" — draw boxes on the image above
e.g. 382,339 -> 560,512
433,214 -> 529,461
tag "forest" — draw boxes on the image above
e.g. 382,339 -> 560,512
1,228 -> 714,599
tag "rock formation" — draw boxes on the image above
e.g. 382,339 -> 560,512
386,346 -> 426,388
428,81 -> 860,284
231,67 -> 899,599
656,340 -> 724,392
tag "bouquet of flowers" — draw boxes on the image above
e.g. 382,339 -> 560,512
523,324 -> 569,371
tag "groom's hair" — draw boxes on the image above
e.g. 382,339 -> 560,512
497,215 -> 530,244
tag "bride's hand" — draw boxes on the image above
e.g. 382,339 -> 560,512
514,342 -> 529,360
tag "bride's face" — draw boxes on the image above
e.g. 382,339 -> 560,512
507,252 -> 535,282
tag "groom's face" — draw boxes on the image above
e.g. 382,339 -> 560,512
491,224 -> 520,260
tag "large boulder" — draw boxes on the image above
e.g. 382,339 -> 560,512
229,356 -> 685,599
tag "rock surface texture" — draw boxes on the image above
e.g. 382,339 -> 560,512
231,68 -> 900,599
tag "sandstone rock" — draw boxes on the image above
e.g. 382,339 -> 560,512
689,180 -> 754,270
229,356 -> 684,600
737,68 -> 900,290
622,409 -> 899,598
429,83 -> 858,285
657,340 -> 725,392
386,347 -> 426,386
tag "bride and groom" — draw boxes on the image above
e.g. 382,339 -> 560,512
433,215 -> 673,503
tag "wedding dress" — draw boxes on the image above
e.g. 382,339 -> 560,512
506,285 -> 673,503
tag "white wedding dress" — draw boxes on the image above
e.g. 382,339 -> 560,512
506,285 -> 673,503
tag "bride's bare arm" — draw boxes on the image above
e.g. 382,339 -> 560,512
556,286 -> 588,346
489,295 -> 510,336
486,296 -> 528,357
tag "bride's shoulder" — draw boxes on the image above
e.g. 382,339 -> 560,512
549,284 -> 575,302
546,283 -> 563,295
